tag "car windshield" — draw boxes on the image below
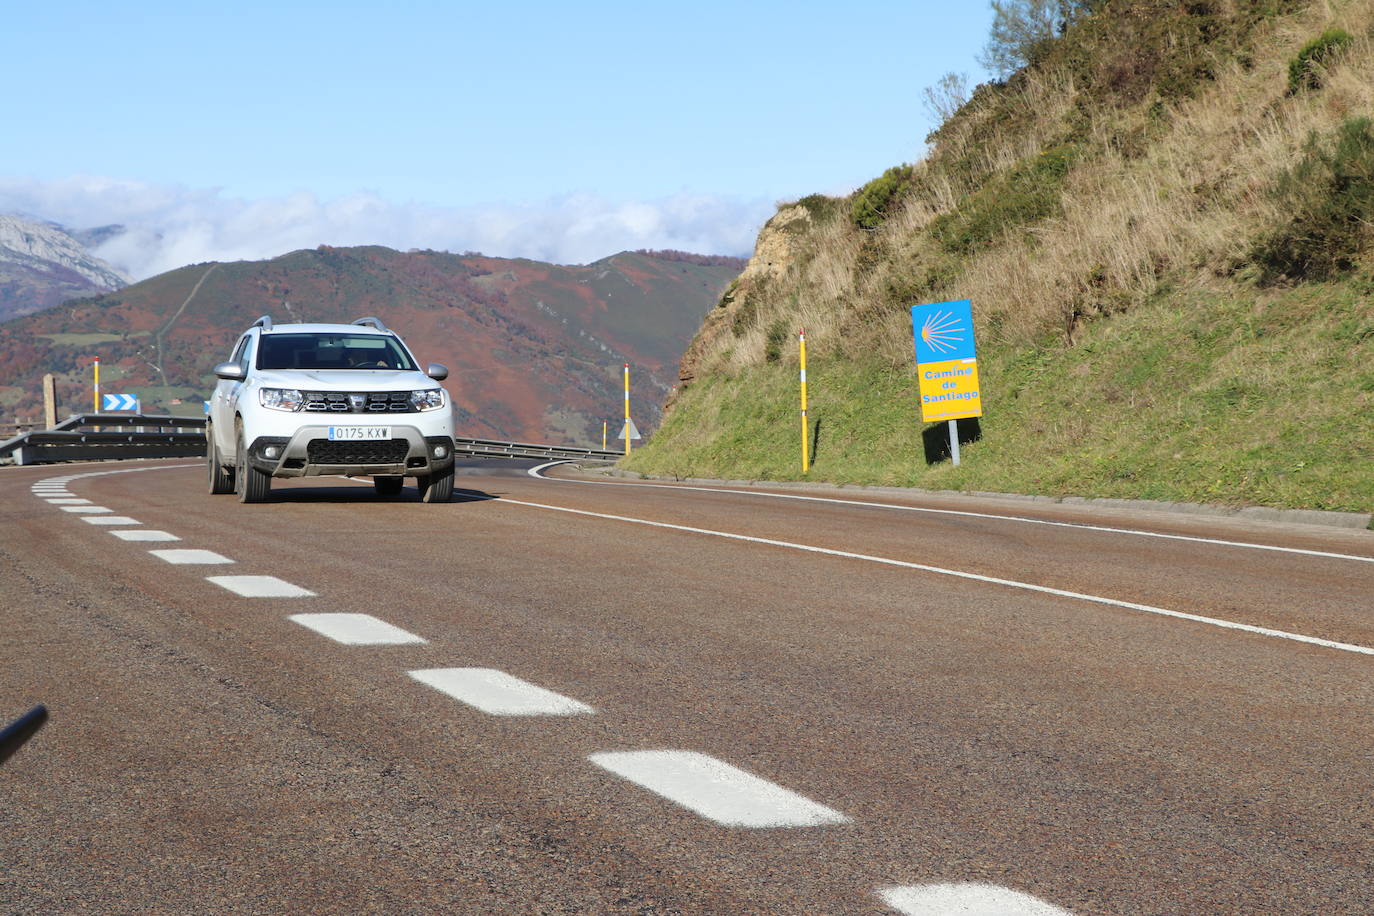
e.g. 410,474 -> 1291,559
256,333 -> 416,371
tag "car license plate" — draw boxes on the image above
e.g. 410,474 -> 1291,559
328,426 -> 391,441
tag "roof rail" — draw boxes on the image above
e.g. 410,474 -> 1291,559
351,316 -> 389,332
251,315 -> 273,331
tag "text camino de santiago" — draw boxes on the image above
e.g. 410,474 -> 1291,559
921,366 -> 979,403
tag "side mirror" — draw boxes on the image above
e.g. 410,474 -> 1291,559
426,363 -> 449,381
214,361 -> 246,381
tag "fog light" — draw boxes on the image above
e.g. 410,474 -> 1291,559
263,445 -> 282,459
433,445 -> 448,459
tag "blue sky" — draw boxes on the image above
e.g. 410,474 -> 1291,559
3,1 -> 995,275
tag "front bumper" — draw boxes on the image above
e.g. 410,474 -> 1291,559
247,425 -> 455,478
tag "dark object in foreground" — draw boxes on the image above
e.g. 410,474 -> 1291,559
0,705 -> 48,765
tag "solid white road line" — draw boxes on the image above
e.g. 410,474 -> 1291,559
82,516 -> 141,526
149,549 -> 234,565
587,750 -> 849,828
207,576 -> 315,598
110,530 -> 180,542
289,613 -> 425,644
491,495 -> 1374,658
408,668 -> 593,716
528,465 -> 1374,565
61,505 -> 111,513
44,498 -> 90,504
878,883 -> 1073,915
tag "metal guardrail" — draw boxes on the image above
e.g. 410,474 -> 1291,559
51,413 -> 208,432
0,414 -> 622,466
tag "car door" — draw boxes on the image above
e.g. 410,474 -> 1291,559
212,334 -> 251,455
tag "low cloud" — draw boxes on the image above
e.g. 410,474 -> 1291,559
0,176 -> 769,280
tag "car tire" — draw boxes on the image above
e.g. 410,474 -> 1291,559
374,475 -> 404,497
235,422 -> 272,504
207,426 -> 235,495
418,466 -> 453,503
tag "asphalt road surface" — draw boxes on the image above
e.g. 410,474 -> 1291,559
2,457 -> 1372,914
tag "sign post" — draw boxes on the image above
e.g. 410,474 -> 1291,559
910,299 -> 981,466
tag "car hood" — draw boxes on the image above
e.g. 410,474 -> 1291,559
251,369 -> 437,391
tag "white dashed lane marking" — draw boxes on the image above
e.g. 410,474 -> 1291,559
149,549 -> 234,565
408,668 -> 594,716
61,505 -> 112,514
587,750 -> 849,828
207,575 -> 315,598
878,883 -> 1073,915
44,498 -> 91,505
289,613 -> 425,644
82,516 -> 141,526
110,530 -> 180,542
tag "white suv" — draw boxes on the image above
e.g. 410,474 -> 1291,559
207,316 -> 456,503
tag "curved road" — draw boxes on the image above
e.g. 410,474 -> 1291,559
2,458 -> 1372,914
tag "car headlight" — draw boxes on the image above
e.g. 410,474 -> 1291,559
410,388 -> 445,411
259,388 -> 304,411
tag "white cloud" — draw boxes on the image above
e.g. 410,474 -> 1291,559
0,176 -> 769,280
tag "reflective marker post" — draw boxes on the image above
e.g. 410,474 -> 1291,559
799,329 -> 810,474
92,357 -> 100,414
623,364 -> 631,458
603,420 -> 607,451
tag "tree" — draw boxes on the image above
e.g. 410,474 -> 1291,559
978,0 -> 1097,79
922,72 -> 971,126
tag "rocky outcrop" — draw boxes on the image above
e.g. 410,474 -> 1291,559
0,214 -> 131,320
673,205 -> 810,391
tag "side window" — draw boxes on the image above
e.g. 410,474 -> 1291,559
236,335 -> 253,374
229,335 -> 248,367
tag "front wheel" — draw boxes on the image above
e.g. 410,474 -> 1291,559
235,424 -> 272,504
207,427 -> 235,494
418,466 -> 453,503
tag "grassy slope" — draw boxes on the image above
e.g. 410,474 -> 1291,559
628,1 -> 1374,514
634,279 -> 1373,510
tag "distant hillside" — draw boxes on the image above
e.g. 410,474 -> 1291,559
0,214 -> 130,321
0,246 -> 740,444
631,0 -> 1373,513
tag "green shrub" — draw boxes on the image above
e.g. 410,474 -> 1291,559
850,165 -> 914,230
784,194 -> 841,223
1251,117 -> 1374,283
1287,28 -> 1354,94
929,143 -> 1082,254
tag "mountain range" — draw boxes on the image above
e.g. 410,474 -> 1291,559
0,244 -> 743,445
0,214 -> 130,321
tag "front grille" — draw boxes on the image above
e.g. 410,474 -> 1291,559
301,391 -> 415,413
306,438 -> 409,465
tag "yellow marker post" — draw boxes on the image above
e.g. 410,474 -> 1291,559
623,364 -> 631,457
602,420 -> 607,451
799,329 -> 809,474
92,357 -> 100,414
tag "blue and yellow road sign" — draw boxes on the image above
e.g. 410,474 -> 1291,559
910,299 -> 981,422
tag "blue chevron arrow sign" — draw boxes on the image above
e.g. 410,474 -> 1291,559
102,393 -> 140,412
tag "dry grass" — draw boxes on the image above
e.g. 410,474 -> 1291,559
697,0 -> 1373,380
